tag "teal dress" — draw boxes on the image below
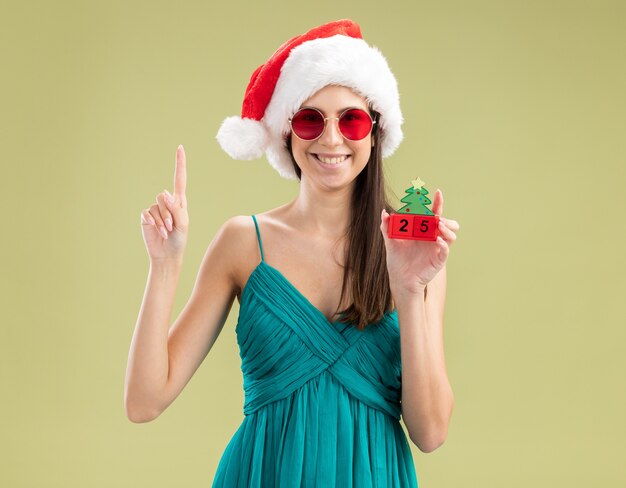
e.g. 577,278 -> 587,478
212,215 -> 418,487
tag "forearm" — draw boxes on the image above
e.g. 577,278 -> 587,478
394,286 -> 454,452
124,259 -> 183,421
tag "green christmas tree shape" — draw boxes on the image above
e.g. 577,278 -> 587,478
397,177 -> 435,216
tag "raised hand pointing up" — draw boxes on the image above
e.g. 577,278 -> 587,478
140,145 -> 189,262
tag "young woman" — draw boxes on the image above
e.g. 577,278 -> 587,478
125,19 -> 459,487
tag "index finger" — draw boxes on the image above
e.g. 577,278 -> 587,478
173,144 -> 187,198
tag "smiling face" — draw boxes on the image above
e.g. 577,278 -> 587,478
288,84 -> 375,189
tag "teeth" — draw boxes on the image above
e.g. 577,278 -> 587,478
316,154 -> 348,164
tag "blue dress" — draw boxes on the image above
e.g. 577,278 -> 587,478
212,215 -> 419,487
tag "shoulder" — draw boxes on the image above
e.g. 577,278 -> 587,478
213,214 -> 258,262
213,215 -> 263,295
219,214 -> 255,236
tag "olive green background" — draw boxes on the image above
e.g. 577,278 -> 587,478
2,0 -> 625,486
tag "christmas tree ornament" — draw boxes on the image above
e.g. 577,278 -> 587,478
388,177 -> 440,241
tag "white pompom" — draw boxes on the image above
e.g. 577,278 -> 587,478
215,116 -> 269,160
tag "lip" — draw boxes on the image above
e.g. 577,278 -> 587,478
310,153 -> 351,168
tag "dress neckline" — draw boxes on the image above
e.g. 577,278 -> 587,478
243,260 -> 346,327
241,261 -> 396,332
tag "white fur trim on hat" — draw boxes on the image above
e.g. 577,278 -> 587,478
216,116 -> 270,160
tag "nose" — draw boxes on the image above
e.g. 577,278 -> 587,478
318,117 -> 344,146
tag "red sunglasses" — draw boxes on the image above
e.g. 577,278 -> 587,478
288,107 -> 377,141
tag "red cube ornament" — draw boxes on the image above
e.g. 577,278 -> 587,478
388,177 -> 440,241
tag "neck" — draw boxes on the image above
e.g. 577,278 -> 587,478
288,177 -> 353,239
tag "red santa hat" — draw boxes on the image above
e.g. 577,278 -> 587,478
215,19 -> 404,180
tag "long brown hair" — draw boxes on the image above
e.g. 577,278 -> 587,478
285,105 -> 400,330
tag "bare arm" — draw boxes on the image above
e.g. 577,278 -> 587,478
124,217 -> 242,422
397,264 -> 454,453
124,145 -> 244,422
124,258 -> 184,422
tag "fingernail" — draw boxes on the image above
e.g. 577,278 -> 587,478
160,227 -> 168,239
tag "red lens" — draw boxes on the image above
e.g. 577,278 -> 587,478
338,109 -> 373,140
290,109 -> 325,140
290,108 -> 373,141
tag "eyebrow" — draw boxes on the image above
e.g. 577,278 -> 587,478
299,105 -> 367,115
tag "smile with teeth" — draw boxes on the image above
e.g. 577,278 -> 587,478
313,154 -> 350,165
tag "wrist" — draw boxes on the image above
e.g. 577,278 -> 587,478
150,257 -> 184,271
390,282 -> 427,302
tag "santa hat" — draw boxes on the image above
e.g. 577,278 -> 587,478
215,19 -> 403,180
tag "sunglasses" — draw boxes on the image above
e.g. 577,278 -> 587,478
288,107 -> 377,141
